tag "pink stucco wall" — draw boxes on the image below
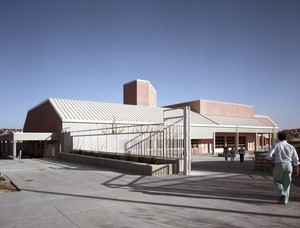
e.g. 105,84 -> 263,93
199,100 -> 254,117
123,81 -> 137,105
164,100 -> 201,113
165,100 -> 254,118
123,79 -> 156,107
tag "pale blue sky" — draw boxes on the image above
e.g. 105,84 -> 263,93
1,0 -> 299,130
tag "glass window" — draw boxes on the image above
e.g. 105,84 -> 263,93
239,136 -> 246,147
227,136 -> 235,147
216,136 -> 224,148
191,139 -> 198,148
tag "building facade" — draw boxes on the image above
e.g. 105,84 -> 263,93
165,99 -> 277,154
0,79 -> 278,159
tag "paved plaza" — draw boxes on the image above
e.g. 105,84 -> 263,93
0,155 -> 299,227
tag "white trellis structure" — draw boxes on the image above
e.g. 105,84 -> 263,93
63,107 -> 191,174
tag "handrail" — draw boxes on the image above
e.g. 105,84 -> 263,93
124,118 -> 183,152
124,117 -> 184,159
124,117 -> 182,153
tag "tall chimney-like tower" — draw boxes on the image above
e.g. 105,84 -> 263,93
123,79 -> 157,107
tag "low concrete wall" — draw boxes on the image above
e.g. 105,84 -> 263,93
58,152 -> 178,176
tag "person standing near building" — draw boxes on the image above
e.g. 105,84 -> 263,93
223,146 -> 229,162
266,132 -> 299,204
230,147 -> 236,162
238,146 -> 245,163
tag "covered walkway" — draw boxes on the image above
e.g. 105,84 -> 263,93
0,132 -> 59,158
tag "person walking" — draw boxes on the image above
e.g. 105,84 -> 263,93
238,146 -> 245,163
266,132 -> 299,204
230,147 -> 236,162
223,146 -> 229,162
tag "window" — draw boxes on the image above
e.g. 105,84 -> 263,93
227,136 -> 235,147
239,136 -> 246,148
215,136 -> 224,148
191,139 -> 198,148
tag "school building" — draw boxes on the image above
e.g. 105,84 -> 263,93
0,79 -> 278,159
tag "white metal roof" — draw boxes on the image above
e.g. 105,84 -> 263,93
204,115 -> 277,128
49,98 -> 164,124
35,98 -> 276,129
47,98 -> 219,126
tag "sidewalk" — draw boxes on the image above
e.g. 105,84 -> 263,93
0,155 -> 299,227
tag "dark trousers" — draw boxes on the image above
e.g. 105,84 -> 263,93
240,154 -> 244,162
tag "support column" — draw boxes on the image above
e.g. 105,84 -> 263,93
235,128 -> 239,151
12,140 -> 17,158
212,132 -> 215,155
255,133 -> 258,151
271,132 -> 275,146
183,106 -> 191,175
163,110 -> 166,157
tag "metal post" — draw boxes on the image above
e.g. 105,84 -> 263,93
269,133 -> 272,150
236,127 -> 239,151
255,133 -> 258,151
183,106 -> 191,175
212,132 -> 215,155
150,133 -> 152,157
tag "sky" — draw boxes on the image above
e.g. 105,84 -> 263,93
0,0 -> 299,130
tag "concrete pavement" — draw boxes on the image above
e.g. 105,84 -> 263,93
0,155 -> 299,227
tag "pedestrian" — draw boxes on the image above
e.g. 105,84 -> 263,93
238,146 -> 245,163
223,146 -> 229,162
266,132 -> 299,204
230,147 -> 236,162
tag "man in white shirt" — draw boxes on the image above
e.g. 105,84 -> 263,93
266,132 -> 299,204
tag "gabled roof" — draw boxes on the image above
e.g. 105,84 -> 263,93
30,98 -> 276,129
47,98 -> 217,126
49,98 -> 163,124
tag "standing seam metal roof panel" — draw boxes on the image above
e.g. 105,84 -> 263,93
49,98 -> 166,124
47,98 -> 274,129
204,115 -> 275,127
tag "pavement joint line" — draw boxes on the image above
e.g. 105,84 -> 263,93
19,187 -> 300,220
41,195 -> 81,228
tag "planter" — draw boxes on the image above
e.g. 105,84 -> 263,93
58,152 -> 179,176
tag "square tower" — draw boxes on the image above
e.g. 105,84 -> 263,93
123,79 -> 157,107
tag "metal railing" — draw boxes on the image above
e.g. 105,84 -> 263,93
62,107 -> 191,174
252,157 -> 272,172
124,117 -> 184,159
67,123 -> 164,153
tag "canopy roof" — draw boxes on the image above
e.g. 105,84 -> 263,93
204,115 -> 277,128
